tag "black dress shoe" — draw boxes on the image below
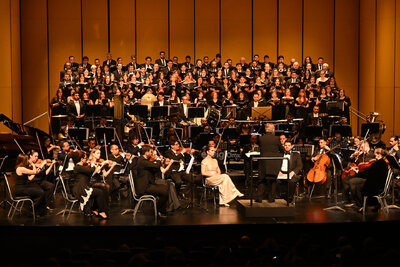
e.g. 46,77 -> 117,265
158,212 -> 167,218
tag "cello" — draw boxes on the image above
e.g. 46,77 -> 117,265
307,145 -> 339,184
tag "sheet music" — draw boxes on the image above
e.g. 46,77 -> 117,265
186,156 -> 194,174
245,152 -> 260,158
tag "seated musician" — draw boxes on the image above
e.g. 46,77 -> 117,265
201,145 -> 243,207
153,92 -> 169,107
15,154 -> 48,216
135,145 -> 169,217
163,138 -> 195,198
349,148 -> 389,211
58,117 -> 75,140
343,140 -> 375,206
310,138 -> 332,198
42,136 -> 60,160
27,150 -> 56,210
83,138 -> 100,155
277,140 -> 303,204
105,144 -> 125,199
306,105 -> 321,126
388,136 -> 400,161
87,148 -> 117,209
70,150 -> 108,218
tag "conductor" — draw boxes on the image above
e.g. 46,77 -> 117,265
256,123 -> 283,203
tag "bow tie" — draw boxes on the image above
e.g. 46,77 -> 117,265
284,152 -> 291,155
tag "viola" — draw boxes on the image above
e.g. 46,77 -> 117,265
341,163 -> 358,180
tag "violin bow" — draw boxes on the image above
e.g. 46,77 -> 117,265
104,133 -> 109,161
141,124 -> 162,156
36,131 -> 46,160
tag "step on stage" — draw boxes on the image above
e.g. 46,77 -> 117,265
237,199 -> 296,217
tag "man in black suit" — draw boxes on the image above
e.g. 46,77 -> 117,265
67,92 -> 85,126
135,145 -> 169,216
66,55 -> 79,71
261,55 -> 275,69
127,55 -> 139,70
277,140 -> 303,203
163,138 -> 195,197
177,95 -> 192,121
256,123 -> 283,202
182,55 -> 193,70
249,93 -> 267,108
153,93 -> 170,107
103,53 -> 117,71
222,62 -> 231,78
142,56 -> 154,72
113,64 -> 124,82
155,51 -> 167,68
81,56 -> 91,71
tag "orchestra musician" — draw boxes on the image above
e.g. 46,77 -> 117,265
163,138 -> 196,198
310,138 -> 332,198
277,140 -> 303,204
70,150 -> 108,218
135,145 -> 169,217
15,154 -> 48,216
201,145 -> 243,207
27,150 -> 56,210
349,148 -> 389,211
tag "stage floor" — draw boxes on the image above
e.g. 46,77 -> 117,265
1,192 -> 400,227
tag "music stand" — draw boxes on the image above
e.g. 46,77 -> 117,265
385,155 -> 400,210
305,126 -> 323,141
323,152 -> 346,212
222,128 -> 239,140
95,127 -> 115,145
146,121 -> 161,139
68,127 -> 89,141
251,106 -> 272,120
188,107 -> 205,119
151,106 -> 169,120
361,123 -> 380,136
140,127 -> 153,143
239,134 -> 252,146
326,101 -> 344,116
86,105 -> 103,117
189,126 -> 203,139
196,133 -> 214,150
0,156 -> 11,209
129,104 -> 149,120
329,124 -> 352,138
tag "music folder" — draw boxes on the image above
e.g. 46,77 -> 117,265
129,104 -> 148,120
151,106 -> 169,119
68,127 -> 89,141
251,106 -> 272,120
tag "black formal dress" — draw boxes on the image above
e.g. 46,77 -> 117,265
15,173 -> 47,216
73,165 -> 107,214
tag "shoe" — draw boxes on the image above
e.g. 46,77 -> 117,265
255,199 -> 262,203
98,212 -> 108,219
237,192 -> 244,198
219,203 -> 230,207
158,212 -> 167,218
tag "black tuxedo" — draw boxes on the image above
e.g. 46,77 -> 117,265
279,151 -> 303,201
135,156 -> 168,212
163,149 -> 194,195
67,100 -> 86,119
249,100 -> 267,108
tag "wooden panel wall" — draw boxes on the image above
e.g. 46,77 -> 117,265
221,0 -> 252,63
395,0 -> 400,135
303,0 -> 334,67
48,0 -> 81,97
253,0 -> 277,63
136,0 -> 168,62
110,0 -> 135,63
82,0 -> 108,63
358,0 -> 376,134
335,0 -> 359,132
21,0 -> 49,132
278,0 -> 303,62
375,0 -> 396,140
0,0 -> 12,132
194,0 -> 220,61
170,0 -> 194,61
